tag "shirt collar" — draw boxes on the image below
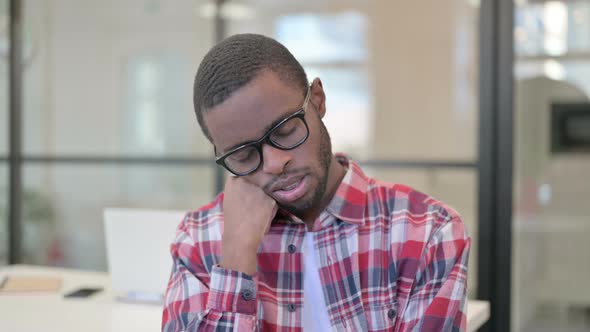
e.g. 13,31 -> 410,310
322,153 -> 369,226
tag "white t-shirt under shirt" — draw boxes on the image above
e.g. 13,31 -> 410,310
302,232 -> 332,331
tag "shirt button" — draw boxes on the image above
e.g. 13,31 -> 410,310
287,303 -> 297,312
287,244 -> 297,253
388,308 -> 397,320
241,289 -> 255,301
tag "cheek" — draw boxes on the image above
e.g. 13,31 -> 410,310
304,122 -> 325,158
291,141 -> 318,166
307,115 -> 326,145
243,173 -> 265,189
245,172 -> 280,195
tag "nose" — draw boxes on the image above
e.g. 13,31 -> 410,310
261,144 -> 291,175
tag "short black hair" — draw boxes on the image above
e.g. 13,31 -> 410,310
193,33 -> 309,141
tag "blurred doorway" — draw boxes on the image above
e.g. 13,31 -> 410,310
513,1 -> 590,331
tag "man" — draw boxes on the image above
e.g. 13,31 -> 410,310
162,33 -> 470,331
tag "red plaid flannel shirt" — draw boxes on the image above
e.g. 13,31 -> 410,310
162,154 -> 470,331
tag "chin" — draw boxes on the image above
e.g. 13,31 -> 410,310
278,192 -> 319,217
278,198 -> 310,214
280,205 -> 311,219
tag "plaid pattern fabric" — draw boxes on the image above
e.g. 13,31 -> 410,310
162,154 -> 470,331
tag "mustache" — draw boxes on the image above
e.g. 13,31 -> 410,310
262,168 -> 310,192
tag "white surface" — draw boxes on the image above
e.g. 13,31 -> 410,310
103,208 -> 185,300
302,233 -> 332,331
0,265 -> 162,332
0,265 -> 490,332
467,300 -> 490,332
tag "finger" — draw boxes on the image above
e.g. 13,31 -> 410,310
224,175 -> 244,191
223,167 -> 237,178
264,221 -> 271,234
265,202 -> 278,234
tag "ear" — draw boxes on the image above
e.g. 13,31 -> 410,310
310,78 -> 327,119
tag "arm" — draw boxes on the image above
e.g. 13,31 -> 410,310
162,177 -> 277,332
161,221 -> 259,332
396,216 -> 471,332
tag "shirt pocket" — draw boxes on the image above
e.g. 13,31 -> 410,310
364,301 -> 398,331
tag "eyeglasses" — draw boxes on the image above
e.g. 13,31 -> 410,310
215,87 -> 312,176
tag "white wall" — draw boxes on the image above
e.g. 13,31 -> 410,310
20,0 -> 215,269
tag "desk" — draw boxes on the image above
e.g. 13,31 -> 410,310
0,265 -> 161,332
1,265 -> 489,331
466,300 -> 490,331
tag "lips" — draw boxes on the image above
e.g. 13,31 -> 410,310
282,182 -> 299,191
271,176 -> 308,203
269,175 -> 304,193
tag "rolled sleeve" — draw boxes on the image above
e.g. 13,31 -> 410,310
207,265 -> 259,315
162,210 -> 259,332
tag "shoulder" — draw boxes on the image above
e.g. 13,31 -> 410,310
170,194 -> 224,274
363,180 -> 469,273
365,179 -> 466,240
173,193 -> 225,244
341,157 -> 464,236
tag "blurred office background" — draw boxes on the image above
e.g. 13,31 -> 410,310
0,1 -> 589,331
513,1 -> 590,332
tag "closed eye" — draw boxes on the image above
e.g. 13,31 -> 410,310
227,148 -> 256,163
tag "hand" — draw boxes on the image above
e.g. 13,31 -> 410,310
220,176 -> 278,275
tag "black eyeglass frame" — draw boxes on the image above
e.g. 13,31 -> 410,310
214,88 -> 312,176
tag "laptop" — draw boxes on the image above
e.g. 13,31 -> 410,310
103,208 -> 185,304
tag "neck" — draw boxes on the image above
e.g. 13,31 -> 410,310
301,154 -> 347,228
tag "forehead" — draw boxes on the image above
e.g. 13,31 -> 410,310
204,71 -> 305,152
